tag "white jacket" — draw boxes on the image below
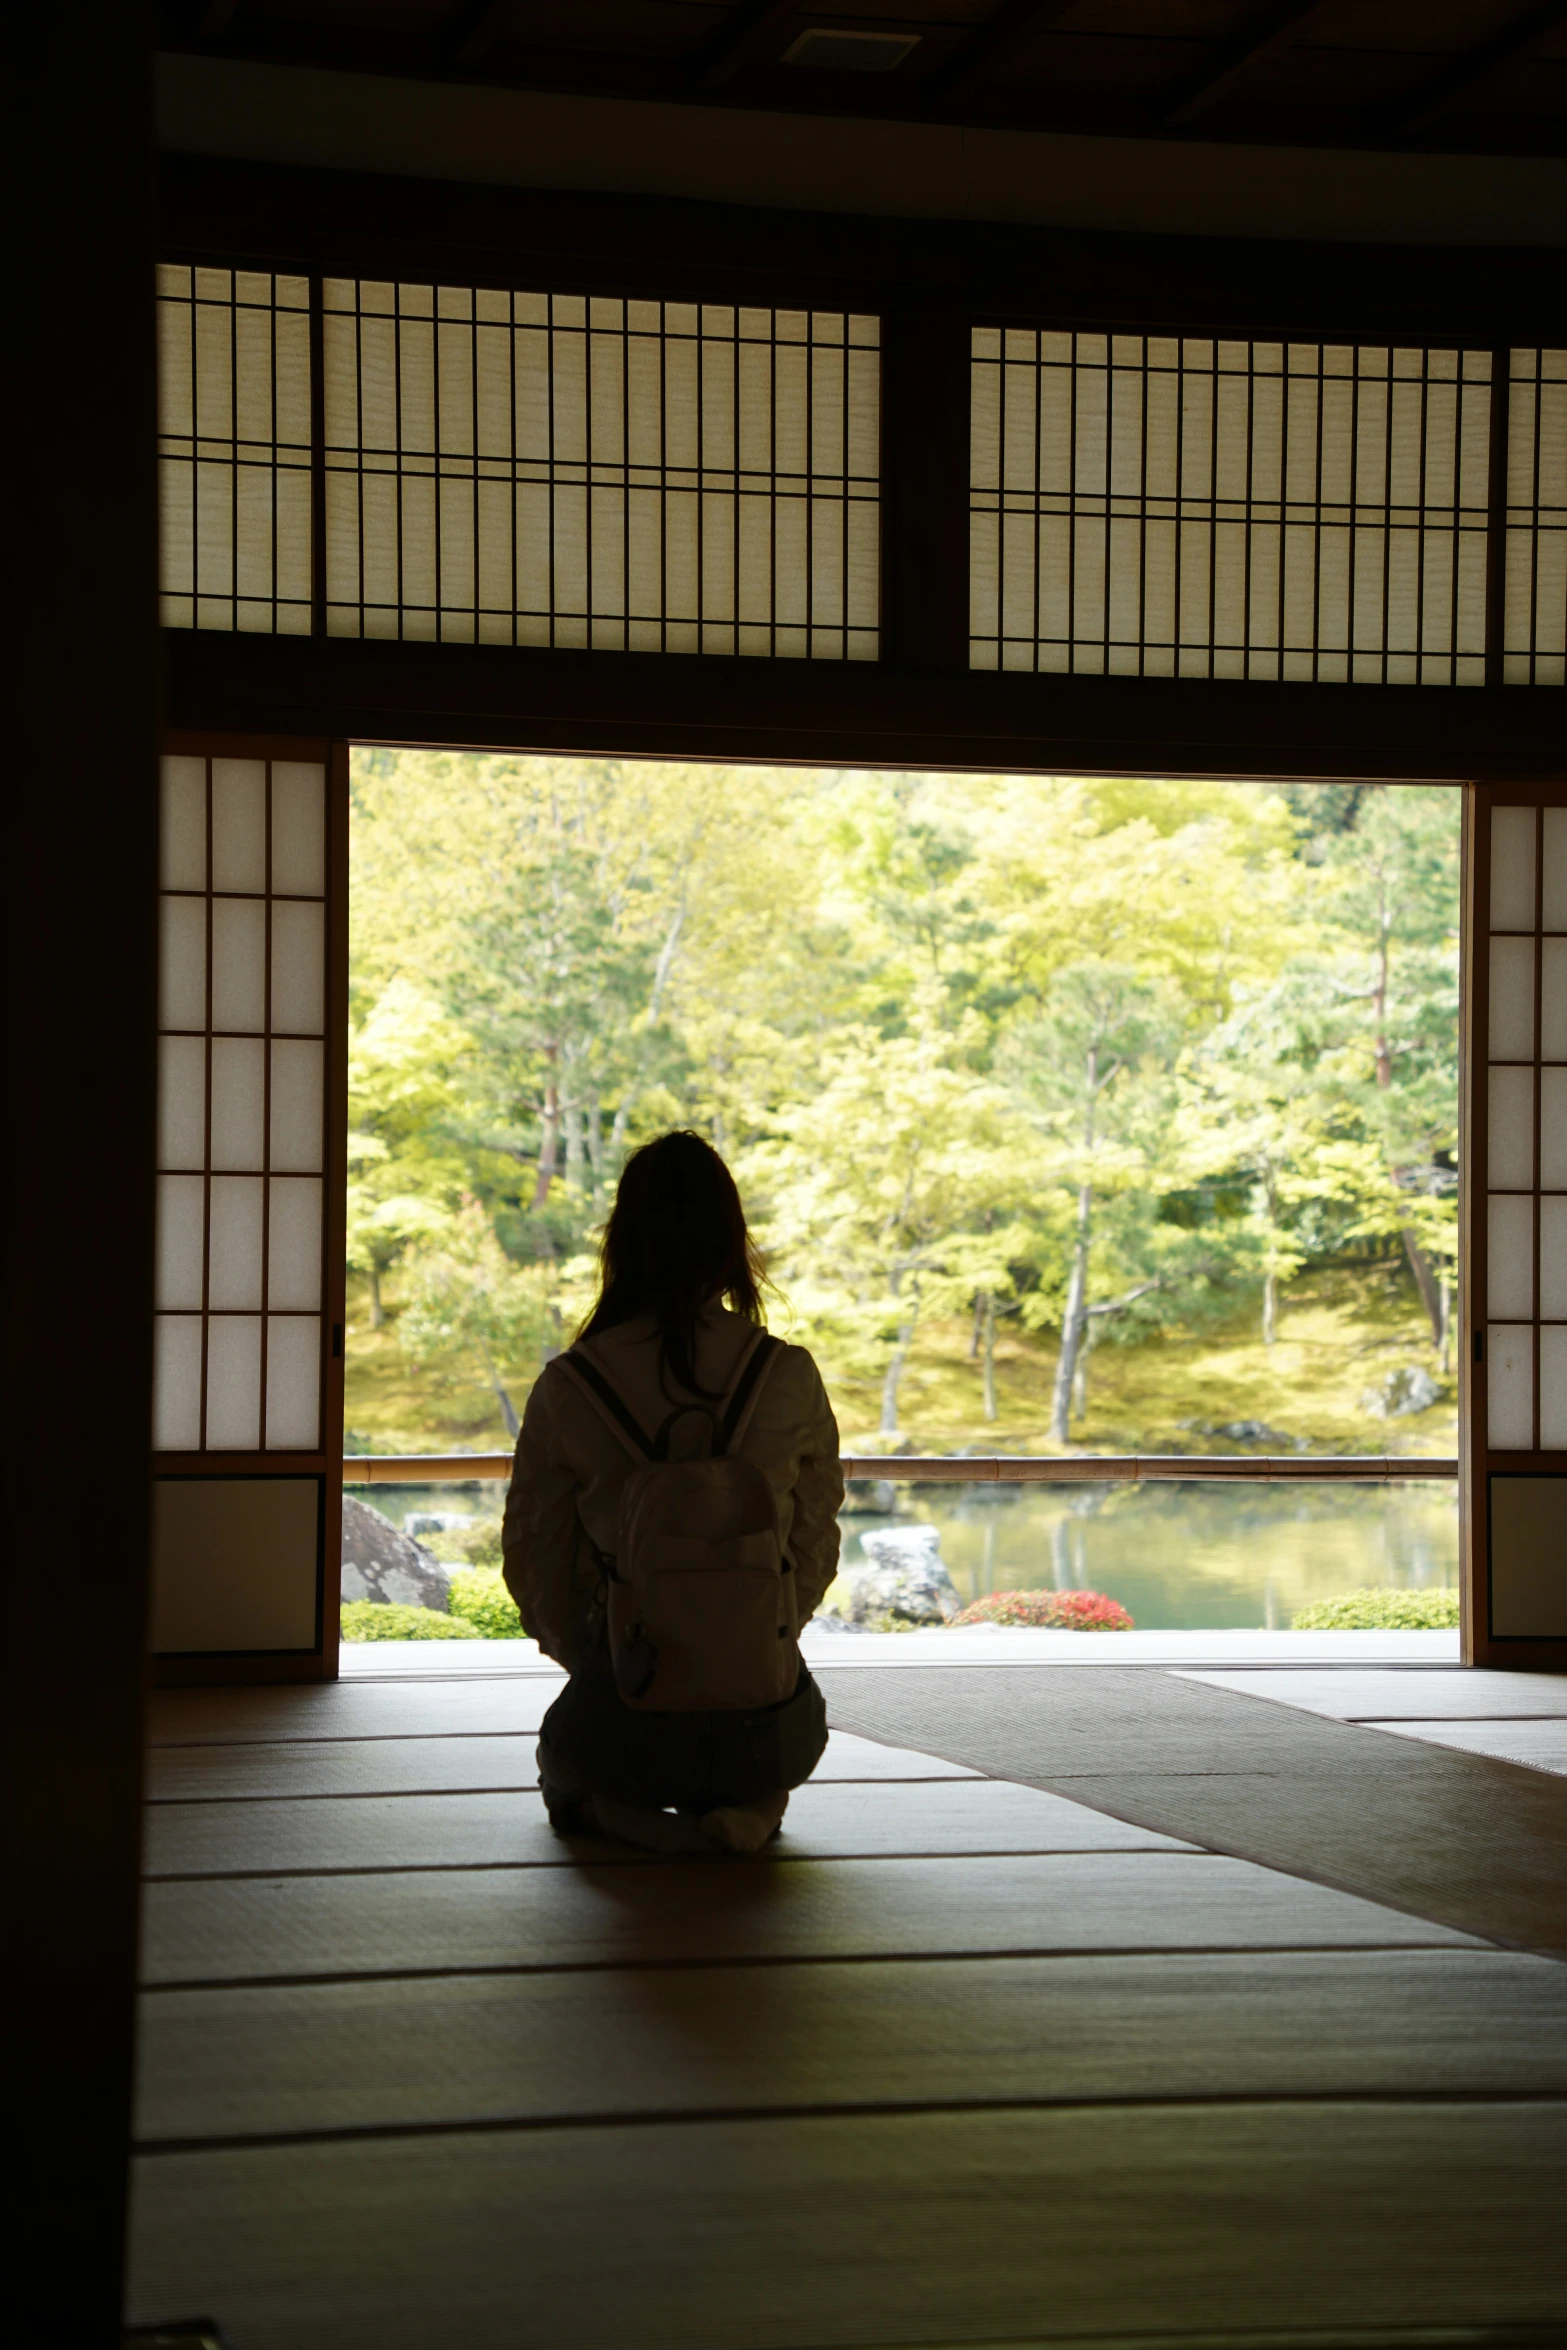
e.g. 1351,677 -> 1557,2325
502,1303 -> 843,1667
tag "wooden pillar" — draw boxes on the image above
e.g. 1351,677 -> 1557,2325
6,6 -> 159,2342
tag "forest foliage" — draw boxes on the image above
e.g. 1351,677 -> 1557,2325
348,755 -> 1458,1450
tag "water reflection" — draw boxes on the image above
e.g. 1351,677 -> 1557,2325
351,1475 -> 1459,1633
842,1480 -> 1458,1631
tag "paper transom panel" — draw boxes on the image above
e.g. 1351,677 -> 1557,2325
971,330 -> 1494,685
320,280 -> 880,660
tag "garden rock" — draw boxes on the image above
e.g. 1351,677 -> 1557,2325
844,1525 -> 962,1624
1358,1365 -> 1442,1419
341,1496 -> 452,1610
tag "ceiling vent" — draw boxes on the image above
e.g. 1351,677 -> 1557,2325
780,28 -> 922,72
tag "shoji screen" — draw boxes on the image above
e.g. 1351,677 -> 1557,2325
156,265 -> 313,635
971,333 -> 1492,683
322,284 -> 880,657
153,741 -> 347,1680
1503,350 -> 1567,687
1464,787 -> 1567,1661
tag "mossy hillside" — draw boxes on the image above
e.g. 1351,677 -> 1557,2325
346,1261 -> 1455,1460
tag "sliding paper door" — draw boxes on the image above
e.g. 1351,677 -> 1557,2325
152,737 -> 347,1681
1463,785 -> 1567,1664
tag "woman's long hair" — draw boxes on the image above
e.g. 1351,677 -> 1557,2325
578,1131 -> 767,1396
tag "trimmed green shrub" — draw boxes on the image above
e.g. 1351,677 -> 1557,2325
1291,1587 -> 1460,1630
950,1589 -> 1135,1630
341,1601 -> 474,1641
446,1567 -> 526,1639
425,1516 -> 505,1568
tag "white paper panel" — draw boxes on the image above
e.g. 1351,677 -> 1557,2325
271,762 -> 326,895
1489,936 -> 1536,1061
205,1315 -> 263,1449
157,1035 -> 206,1171
1487,1063 -> 1535,1190
156,1174 -> 206,1311
971,334 -> 1491,684
270,1040 -> 325,1172
210,758 -> 268,891
1489,1473 -> 1567,1636
1544,807 -> 1567,933
1488,1193 -> 1535,1320
267,1177 -> 323,1309
209,1036 -> 266,1171
160,756 -> 207,891
1540,1330 -> 1567,1452
159,895 -> 206,1030
1542,1067 -> 1567,1190
266,1317 -> 322,1449
1541,1195 -> 1567,1323
1541,938 -> 1567,1061
270,899 -> 325,1034
323,285 -> 879,658
207,1175 -> 265,1310
153,1316 -> 203,1450
210,897 -> 267,1032
1489,805 -> 1538,930
151,1475 -> 320,1652
1488,1324 -> 1534,1451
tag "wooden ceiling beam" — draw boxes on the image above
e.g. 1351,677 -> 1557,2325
927,0 -> 1082,113
192,0 -> 244,37
440,0 -> 516,71
1384,0 -> 1567,139
1160,0 -> 1339,129
696,0 -> 800,93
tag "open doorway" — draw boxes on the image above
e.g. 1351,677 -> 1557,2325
341,754 -> 1460,1636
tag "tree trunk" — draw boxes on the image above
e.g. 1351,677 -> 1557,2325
981,1295 -> 998,1422
880,1318 -> 917,1438
563,1090 -> 584,1200
1262,1269 -> 1277,1347
1401,1226 -> 1444,1346
1071,1319 -> 1093,1423
483,1351 -> 521,1441
367,1264 -> 385,1330
1050,1181 -> 1093,1444
968,1293 -> 984,1361
532,1064 -> 560,1211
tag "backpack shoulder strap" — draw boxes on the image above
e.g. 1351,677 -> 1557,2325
557,1346 -> 655,1467
717,1331 -> 785,1456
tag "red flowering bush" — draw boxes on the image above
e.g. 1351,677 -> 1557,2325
949,1589 -> 1134,1631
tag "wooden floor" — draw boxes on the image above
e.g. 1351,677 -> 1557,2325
129,1655 -> 1567,2350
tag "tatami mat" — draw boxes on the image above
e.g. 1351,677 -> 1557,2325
129,1660 -> 1567,2349
142,1847 -> 1473,1988
127,2104 -> 1567,2350
145,1726 -> 977,1804
816,1665 -> 1567,1957
135,1946 -> 1567,2145
1182,1668 -> 1567,1721
143,1775 -> 1194,1878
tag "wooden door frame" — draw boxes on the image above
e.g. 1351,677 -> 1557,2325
151,730 -> 349,1686
1461,781 -> 1567,1667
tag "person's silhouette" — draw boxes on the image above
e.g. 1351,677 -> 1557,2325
503,1131 -> 842,1853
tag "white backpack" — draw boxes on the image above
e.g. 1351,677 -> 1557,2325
561,1331 -> 798,1712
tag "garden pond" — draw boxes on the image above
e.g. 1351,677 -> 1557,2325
353,1474 -> 1458,1631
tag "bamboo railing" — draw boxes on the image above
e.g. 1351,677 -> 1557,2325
345,1452 -> 1457,1485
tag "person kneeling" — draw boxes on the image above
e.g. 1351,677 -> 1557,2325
501,1131 -> 842,1856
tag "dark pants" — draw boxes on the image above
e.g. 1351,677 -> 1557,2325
537,1652 -> 828,1816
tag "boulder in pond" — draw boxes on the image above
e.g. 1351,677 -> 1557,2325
341,1495 -> 452,1610
1358,1365 -> 1443,1419
843,1525 -> 961,1625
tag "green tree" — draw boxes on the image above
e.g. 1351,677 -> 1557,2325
397,1198 -> 556,1438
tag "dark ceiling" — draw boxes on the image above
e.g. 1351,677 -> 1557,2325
159,0 -> 1567,157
